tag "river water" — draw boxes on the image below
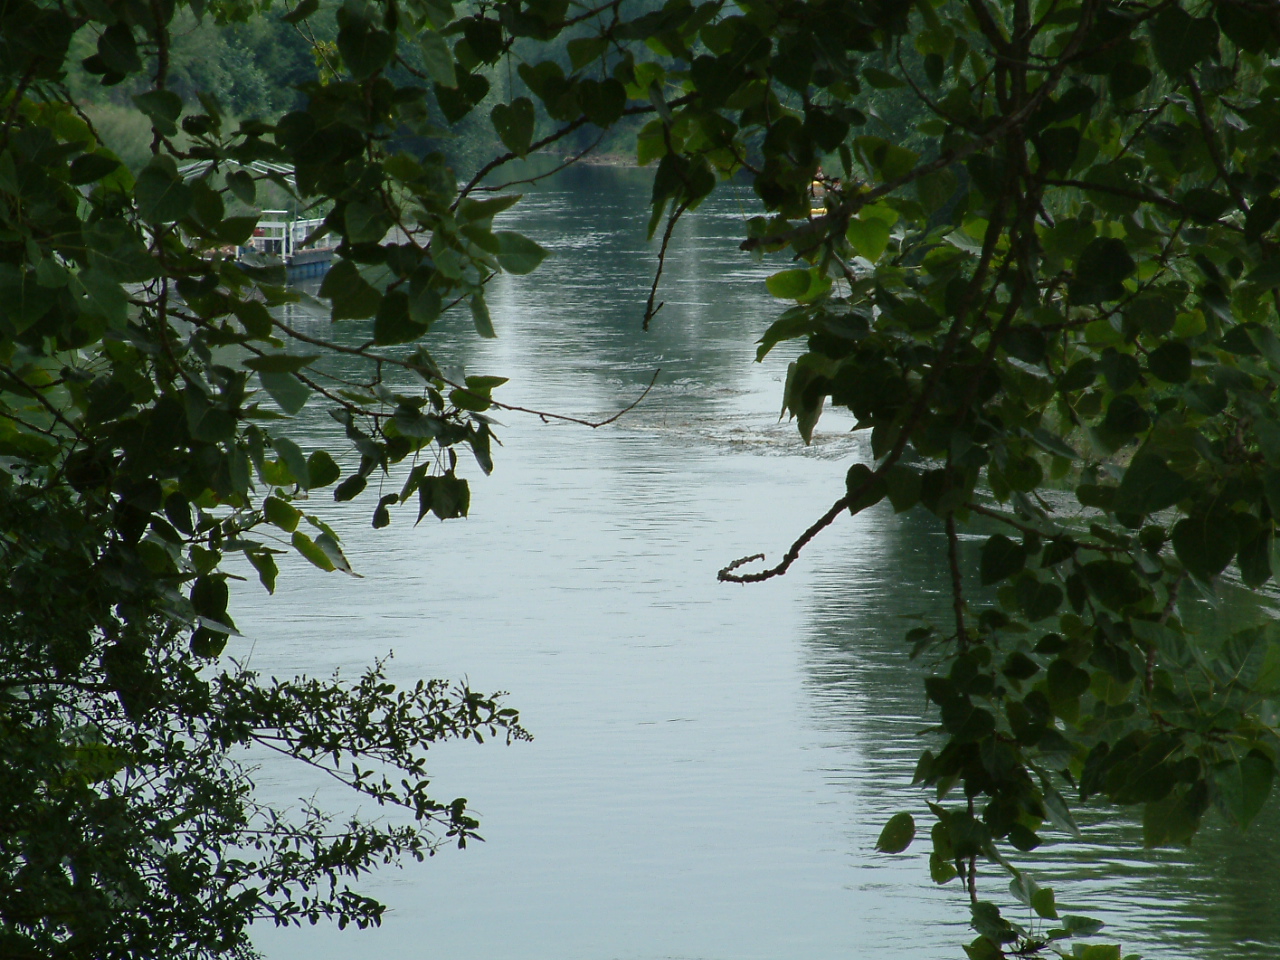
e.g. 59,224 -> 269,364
246,166 -> 1280,960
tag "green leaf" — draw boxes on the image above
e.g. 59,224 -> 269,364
417,474 -> 470,522
970,902 -> 1016,944
226,170 -> 255,205
73,269 -> 128,329
1080,559 -> 1146,609
1074,946 -> 1121,960
334,474 -> 367,502
1113,452 -> 1193,516
930,850 -> 958,884
846,218 -> 891,261
458,194 -> 521,224
495,231 -> 547,274
755,307 -> 819,361
579,78 -> 626,128
1149,7 -> 1219,77
1147,342 -> 1191,383
259,371 -> 311,416
374,290 -> 427,345
1032,888 -> 1058,920
68,152 -> 122,186
1071,237 -> 1135,303
980,534 -> 1024,585
855,136 -> 918,181
417,30 -> 456,87
766,268 -> 812,300
243,353 -> 319,374
1143,787 -> 1204,847
97,23 -> 141,74
1048,658 -> 1090,701
1181,187 -> 1231,224
1216,752 -> 1274,828
338,24 -> 394,80
344,201 -> 390,244
409,284 -> 443,327
1173,512 -> 1237,581
292,530 -> 335,571
216,216 -> 258,245
1040,775 -> 1082,838
491,98 -> 535,157
916,168 -> 958,212
863,67 -> 905,89
280,0 -> 319,23
1035,126 -> 1081,174
1021,579 -> 1064,621
313,531 -> 355,575
306,450 -> 341,489
470,293 -> 495,338
135,161 -> 193,223
320,261 -> 381,320
263,495 -> 300,532
272,436 -> 310,488
875,812 -> 915,853
190,574 -> 230,625
846,463 -> 887,514
568,36 -> 607,70
133,90 -> 183,128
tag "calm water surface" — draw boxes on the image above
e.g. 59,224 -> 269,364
246,168 -> 1280,960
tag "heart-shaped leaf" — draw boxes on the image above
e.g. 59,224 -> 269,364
491,97 -> 535,157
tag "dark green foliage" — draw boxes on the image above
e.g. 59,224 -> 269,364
0,484 -> 527,958
8,0 -> 1280,958
665,1 -> 1280,957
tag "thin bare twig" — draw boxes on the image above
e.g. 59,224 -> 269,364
476,130 -> 607,194
271,314 -> 660,427
643,198 -> 690,330
718,495 -> 850,583
946,513 -> 967,650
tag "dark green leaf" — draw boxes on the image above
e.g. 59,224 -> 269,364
766,269 -> 812,300
875,812 -> 916,853
280,0 -> 319,24
1147,342 -> 1191,383
135,162 -> 192,223
416,30 -> 456,86
1080,560 -> 1145,609
980,534 -> 1024,585
1072,237 -> 1135,303
259,371 -> 311,416
338,24 -> 394,80
470,293 -> 495,338
1114,452 -> 1193,516
846,219 -> 891,261
68,152 -> 122,185
246,549 -> 279,593
495,231 -> 548,275
374,290 -> 428,345
1047,658 -> 1090,701
1173,512 -> 1238,581
292,529 -> 335,571
263,495 -> 300,532
491,98 -> 536,156
1149,7 -> 1219,77
1216,752 -> 1274,828
306,450 -> 341,489
243,353 -> 319,374
846,463 -> 886,514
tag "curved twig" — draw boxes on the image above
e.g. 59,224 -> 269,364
643,198 -> 690,330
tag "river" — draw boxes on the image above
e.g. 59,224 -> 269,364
246,166 -> 1280,960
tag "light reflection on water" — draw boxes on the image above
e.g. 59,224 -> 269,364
247,167 -> 1280,960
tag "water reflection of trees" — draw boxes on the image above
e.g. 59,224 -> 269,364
798,505 -> 1280,960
